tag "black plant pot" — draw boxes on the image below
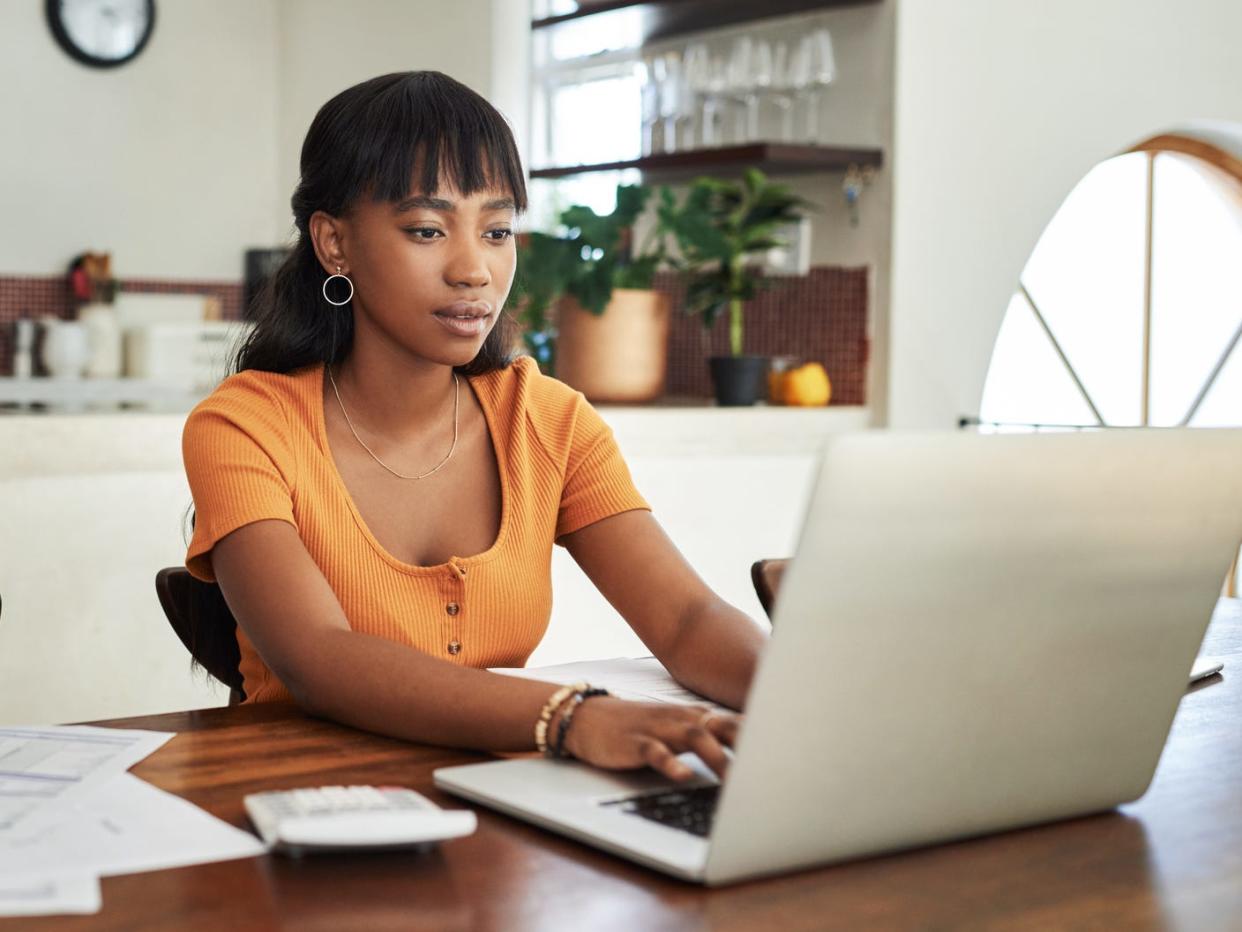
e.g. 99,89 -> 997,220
709,355 -> 769,407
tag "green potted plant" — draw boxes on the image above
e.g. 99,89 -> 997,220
513,184 -> 672,402
657,168 -> 815,406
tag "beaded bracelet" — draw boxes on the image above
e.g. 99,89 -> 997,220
549,687 -> 611,759
535,681 -> 588,755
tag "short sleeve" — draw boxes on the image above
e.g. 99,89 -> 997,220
555,397 -> 651,540
182,378 -> 298,582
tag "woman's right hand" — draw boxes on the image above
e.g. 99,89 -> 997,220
560,696 -> 742,782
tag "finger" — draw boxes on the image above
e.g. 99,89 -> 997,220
704,713 -> 741,748
682,721 -> 731,780
640,737 -> 695,782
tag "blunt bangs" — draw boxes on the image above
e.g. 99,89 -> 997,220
306,71 -> 528,217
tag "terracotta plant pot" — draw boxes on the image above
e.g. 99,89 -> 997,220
554,289 -> 671,403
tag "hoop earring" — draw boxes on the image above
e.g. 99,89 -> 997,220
322,265 -> 354,306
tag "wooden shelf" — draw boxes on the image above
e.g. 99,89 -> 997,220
533,0 -> 882,45
529,142 -> 882,182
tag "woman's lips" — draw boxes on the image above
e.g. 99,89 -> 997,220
433,311 -> 491,337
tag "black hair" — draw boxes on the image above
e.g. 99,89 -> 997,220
234,70 -> 528,376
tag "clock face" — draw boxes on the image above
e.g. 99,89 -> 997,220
47,0 -> 156,68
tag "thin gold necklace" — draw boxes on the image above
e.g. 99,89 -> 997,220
328,364 -> 460,480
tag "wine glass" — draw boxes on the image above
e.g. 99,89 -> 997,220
727,36 -> 774,143
725,36 -> 754,143
683,43 -> 712,149
636,57 -> 661,156
657,51 -> 697,153
750,39 -> 775,140
685,43 -> 730,147
698,52 -> 730,147
801,28 -> 836,143
770,40 -> 797,142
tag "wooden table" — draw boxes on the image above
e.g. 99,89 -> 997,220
10,600 -> 1241,931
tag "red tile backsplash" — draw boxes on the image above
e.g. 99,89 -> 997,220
1,265 -> 868,401
658,265 -> 868,403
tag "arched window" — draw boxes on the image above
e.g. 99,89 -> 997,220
978,124 -> 1242,430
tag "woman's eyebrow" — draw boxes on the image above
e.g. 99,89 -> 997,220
394,194 -> 516,213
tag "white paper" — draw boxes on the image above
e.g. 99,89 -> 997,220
0,725 -> 173,831
0,772 -> 265,879
0,872 -> 100,917
491,656 -> 733,715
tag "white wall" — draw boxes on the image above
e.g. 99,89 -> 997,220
490,0 -> 534,170
0,0 -> 499,279
274,0 -> 496,234
888,0 -> 1242,428
0,1 -> 281,279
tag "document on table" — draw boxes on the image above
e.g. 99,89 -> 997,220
0,725 -> 262,917
491,656 -> 732,715
0,873 -> 100,917
0,725 -> 173,831
0,772 -> 265,881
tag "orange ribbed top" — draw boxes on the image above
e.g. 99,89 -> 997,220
182,356 -> 650,703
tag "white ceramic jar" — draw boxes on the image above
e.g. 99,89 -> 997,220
79,303 -> 124,378
40,317 -> 90,378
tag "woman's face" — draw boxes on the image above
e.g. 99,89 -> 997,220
320,177 -> 518,369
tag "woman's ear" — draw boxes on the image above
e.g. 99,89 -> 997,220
308,210 -> 349,275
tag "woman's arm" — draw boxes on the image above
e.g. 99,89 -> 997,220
211,519 -> 737,780
560,510 -> 769,711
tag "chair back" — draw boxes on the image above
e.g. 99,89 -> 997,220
155,567 -> 245,704
750,558 -> 789,621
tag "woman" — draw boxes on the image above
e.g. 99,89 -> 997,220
183,71 -> 767,783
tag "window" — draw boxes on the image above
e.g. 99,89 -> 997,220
529,5 -> 646,229
979,128 -> 1242,430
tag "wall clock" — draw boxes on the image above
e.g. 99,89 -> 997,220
46,0 -> 156,69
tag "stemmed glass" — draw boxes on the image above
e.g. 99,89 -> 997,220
724,37 -> 751,143
683,43 -> 713,148
691,47 -> 730,148
799,28 -> 836,143
727,36 -> 774,143
636,57 -> 661,156
750,39 -> 775,140
769,40 -> 798,142
657,51 -> 697,153
710,55 -> 733,146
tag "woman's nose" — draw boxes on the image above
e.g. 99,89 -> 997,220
444,239 -> 491,289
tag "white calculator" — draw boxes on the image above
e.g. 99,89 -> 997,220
243,785 -> 477,856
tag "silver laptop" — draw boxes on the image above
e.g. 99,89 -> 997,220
434,429 -> 1242,886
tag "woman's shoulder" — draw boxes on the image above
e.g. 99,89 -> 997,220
472,355 -> 585,423
185,365 -> 321,446
471,356 -> 616,469
192,365 -> 317,415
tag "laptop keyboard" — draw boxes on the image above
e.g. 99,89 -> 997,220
604,785 -> 721,838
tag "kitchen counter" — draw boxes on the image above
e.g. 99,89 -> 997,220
0,404 -> 871,725
0,404 -> 871,478
0,376 -> 206,412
